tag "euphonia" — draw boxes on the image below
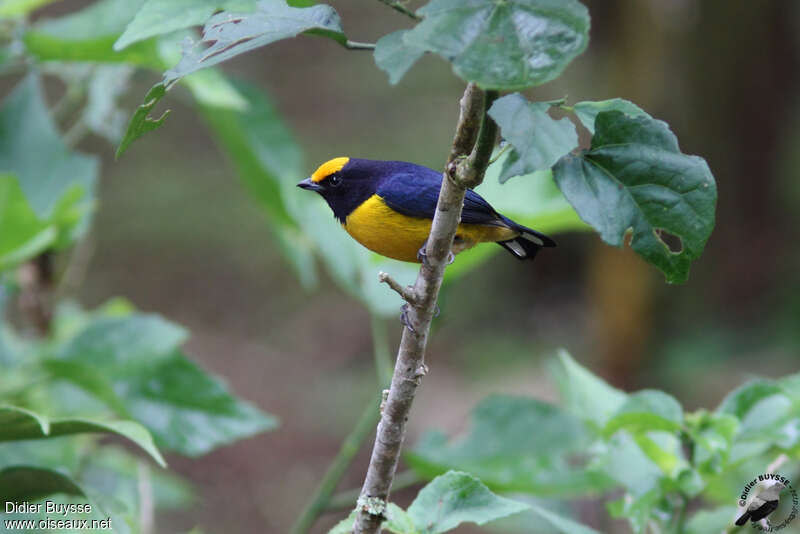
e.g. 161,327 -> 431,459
297,157 -> 556,263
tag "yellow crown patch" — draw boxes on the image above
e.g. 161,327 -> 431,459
311,157 -> 350,183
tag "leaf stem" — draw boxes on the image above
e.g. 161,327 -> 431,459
375,0 -> 422,21
344,40 -> 377,50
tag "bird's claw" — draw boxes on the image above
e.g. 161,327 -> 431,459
417,243 -> 455,266
400,303 -> 416,333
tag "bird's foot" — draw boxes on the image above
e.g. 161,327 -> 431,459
417,241 -> 455,266
400,303 -> 416,333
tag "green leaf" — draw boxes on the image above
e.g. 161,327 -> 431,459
0,74 -> 97,229
717,379 -> 784,419
116,83 -> 170,159
403,0 -> 590,90
407,395 -> 610,496
406,471 -> 529,534
551,349 -> 627,430
328,511 -> 356,534
552,111 -> 717,283
600,431 -> 662,497
0,466 -> 85,502
603,390 -> 684,438
163,0 -> 346,87
0,0 -> 59,16
384,503 -> 418,534
685,410 -> 738,474
51,312 -> 278,456
0,174 -> 57,270
22,0 -> 162,66
527,502 -> 602,534
199,80 -> 316,288
488,94 -> 578,182
685,506 -> 738,534
572,98 -> 650,135
0,405 -> 166,467
115,0 -> 259,50
374,30 -> 425,85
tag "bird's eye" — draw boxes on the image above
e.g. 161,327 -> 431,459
329,174 -> 342,187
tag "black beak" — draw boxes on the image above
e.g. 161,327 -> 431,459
297,177 -> 321,192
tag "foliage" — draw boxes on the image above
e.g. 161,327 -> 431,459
0,0 -> 735,532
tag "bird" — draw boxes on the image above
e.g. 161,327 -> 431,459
297,157 -> 556,263
735,481 -> 785,526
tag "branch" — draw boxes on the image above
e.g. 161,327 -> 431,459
378,271 -> 417,304
375,0 -> 422,21
344,40 -> 377,50
17,252 -> 55,336
352,83 -> 498,534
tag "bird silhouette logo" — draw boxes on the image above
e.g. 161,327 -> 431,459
736,475 -> 799,530
736,480 -> 785,526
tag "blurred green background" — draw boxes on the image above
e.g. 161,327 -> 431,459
8,0 -> 799,532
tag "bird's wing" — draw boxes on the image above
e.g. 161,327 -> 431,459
750,500 -> 780,522
377,171 -> 503,225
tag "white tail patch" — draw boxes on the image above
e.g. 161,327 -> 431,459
506,240 -> 526,257
522,231 -> 545,246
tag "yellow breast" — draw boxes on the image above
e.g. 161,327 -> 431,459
344,195 -> 518,262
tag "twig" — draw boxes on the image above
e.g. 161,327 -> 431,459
376,0 -> 422,21
352,83 -> 498,534
326,471 -> 422,513
344,40 -> 377,50
766,454 -> 789,474
378,271 -> 417,305
137,461 -> 154,534
17,252 -> 54,336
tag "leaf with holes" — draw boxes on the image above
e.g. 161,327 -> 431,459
163,0 -> 346,87
552,111 -> 717,283
403,0 -> 590,90
488,93 -> 578,182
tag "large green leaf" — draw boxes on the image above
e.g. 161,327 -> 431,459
115,0 -> 259,50
0,75 -> 97,234
528,503 -> 602,534
488,94 -> 578,182
22,0 -> 161,66
374,30 -> 425,85
50,312 -> 277,456
572,98 -> 650,135
403,0 -> 590,90
0,0 -> 59,16
603,390 -> 684,438
407,395 -> 611,496
0,466 -> 85,502
163,0 -> 346,87
406,471 -> 529,534
0,174 -> 56,270
551,349 -> 627,430
552,111 -> 717,283
0,405 -> 165,467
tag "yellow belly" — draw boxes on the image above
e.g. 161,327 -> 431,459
344,195 -> 518,262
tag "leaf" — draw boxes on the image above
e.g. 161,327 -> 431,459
488,94 -> 578,182
0,466 -> 86,502
407,394 -> 611,496
0,0 -> 59,16
22,0 -> 162,66
600,431 -> 662,497
0,405 -> 166,467
552,111 -> 717,283
403,0 -> 590,90
116,83 -> 171,159
0,75 -> 98,231
406,471 -> 529,534
572,98 -> 650,135
717,379 -> 785,419
51,312 -> 278,456
527,503 -> 602,534
115,0 -> 259,50
685,506 -> 738,534
199,79 -> 316,288
603,390 -> 684,438
163,0 -> 346,87
551,349 -> 627,430
384,503 -> 418,534
374,30 -> 425,85
0,174 -> 57,270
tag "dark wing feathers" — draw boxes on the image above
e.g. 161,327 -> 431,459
377,166 -> 503,226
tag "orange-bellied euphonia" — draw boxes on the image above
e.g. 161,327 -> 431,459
297,157 -> 556,263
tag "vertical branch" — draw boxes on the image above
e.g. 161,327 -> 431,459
353,84 -> 499,534
17,252 -> 54,336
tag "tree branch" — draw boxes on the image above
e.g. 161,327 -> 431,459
17,252 -> 55,336
378,271 -> 417,304
352,83 -> 498,534
375,0 -> 422,21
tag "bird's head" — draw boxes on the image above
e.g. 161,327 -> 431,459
298,157 -> 380,223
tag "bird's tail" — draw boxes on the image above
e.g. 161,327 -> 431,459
496,218 -> 557,261
735,512 -> 751,526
